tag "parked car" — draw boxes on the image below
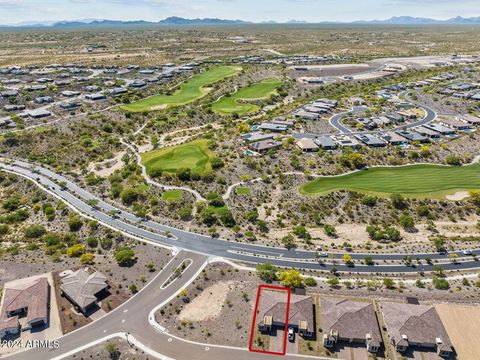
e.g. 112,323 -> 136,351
288,327 -> 295,342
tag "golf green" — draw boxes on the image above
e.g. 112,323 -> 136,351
121,66 -> 241,112
211,78 -> 282,115
162,190 -> 182,201
299,163 -> 480,199
141,139 -> 214,175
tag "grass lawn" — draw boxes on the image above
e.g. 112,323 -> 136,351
299,163 -> 480,199
121,65 -> 241,112
136,183 -> 150,192
211,78 -> 282,116
141,139 -> 214,175
162,190 -> 182,201
235,187 -> 251,195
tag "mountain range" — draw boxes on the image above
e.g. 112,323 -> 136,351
1,16 -> 480,28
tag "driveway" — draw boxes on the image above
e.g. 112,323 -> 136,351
269,329 -> 285,353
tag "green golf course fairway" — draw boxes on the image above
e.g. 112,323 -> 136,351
121,66 -> 241,112
299,163 -> 480,199
141,139 -> 214,175
211,78 -> 282,115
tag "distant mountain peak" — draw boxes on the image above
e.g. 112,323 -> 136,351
1,15 -> 480,28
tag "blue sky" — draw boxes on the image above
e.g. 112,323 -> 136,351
0,0 -> 479,24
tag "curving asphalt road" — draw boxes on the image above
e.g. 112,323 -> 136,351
326,92 -> 437,136
1,159 -> 479,274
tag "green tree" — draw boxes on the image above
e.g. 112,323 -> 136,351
383,277 -> 395,289
304,277 -> 317,287
327,277 -> 340,288
24,224 -> 46,239
256,263 -> 278,283
68,216 -> 83,232
399,213 -> 415,230
120,187 -> 139,205
278,269 -> 303,289
67,244 -> 85,257
115,247 -> 136,266
282,234 -> 296,249
80,253 -> 95,264
432,277 -> 450,290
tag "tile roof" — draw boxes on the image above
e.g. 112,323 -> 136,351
257,291 -> 314,333
0,277 -> 48,330
321,298 -> 381,346
60,269 -> 108,309
381,303 -> 452,352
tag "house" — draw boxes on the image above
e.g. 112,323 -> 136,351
240,132 -> 274,143
303,78 -> 324,85
3,104 -> 25,112
259,123 -> 288,132
380,132 -> 409,145
357,118 -> 377,130
437,116 -> 472,131
0,90 -> 18,98
321,298 -> 382,353
85,93 -> 107,101
395,130 -> 429,143
271,119 -> 295,128
24,84 -> 47,91
60,269 -> 108,314
61,90 -> 80,97
332,135 -> 361,149
59,101 -> 81,110
414,126 -> 441,139
372,116 -> 391,126
248,140 -> 282,153
304,106 -> 329,114
314,135 -> 337,150
37,77 -> 53,83
28,109 -> 51,119
354,134 -> 386,147
85,85 -> 101,92
293,110 -> 320,121
349,97 -> 366,106
130,80 -> 147,88
0,277 -> 49,339
461,114 -> 480,126
34,96 -> 54,104
108,87 -> 127,96
54,80 -> 71,86
297,138 -> 319,152
423,123 -> 456,136
385,113 -> 404,123
380,302 -> 453,357
258,293 -> 314,338
397,110 -> 418,119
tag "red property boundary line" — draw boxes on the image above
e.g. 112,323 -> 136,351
248,285 -> 291,356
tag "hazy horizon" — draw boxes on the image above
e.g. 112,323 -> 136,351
0,0 -> 479,25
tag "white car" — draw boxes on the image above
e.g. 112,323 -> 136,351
463,250 -> 473,256
288,327 -> 295,342
318,251 -> 328,258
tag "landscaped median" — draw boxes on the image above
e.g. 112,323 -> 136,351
211,78 -> 283,116
121,65 -> 241,112
299,163 -> 480,199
